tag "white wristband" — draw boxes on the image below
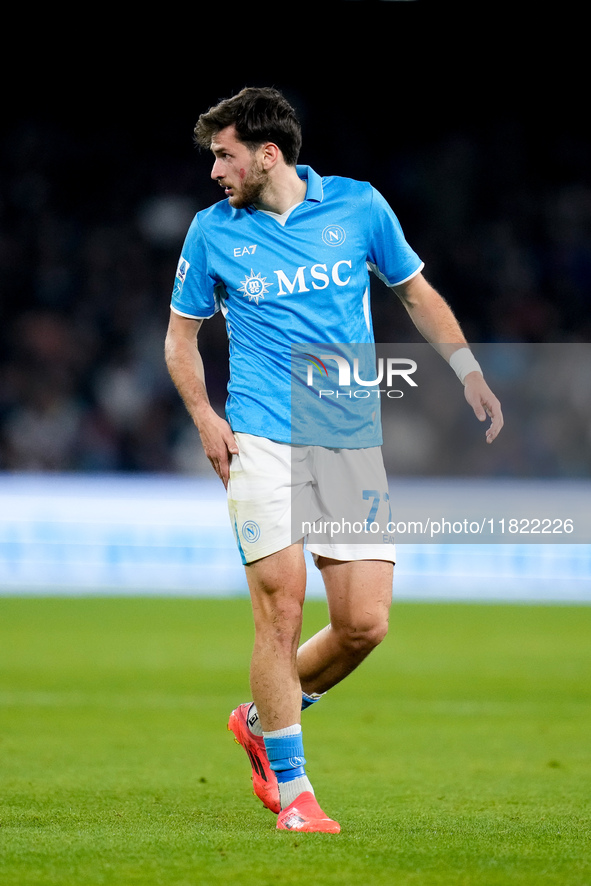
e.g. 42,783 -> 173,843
449,347 -> 482,384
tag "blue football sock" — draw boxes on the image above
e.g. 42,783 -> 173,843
263,725 -> 314,808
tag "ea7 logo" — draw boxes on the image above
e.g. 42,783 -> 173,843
233,245 -> 257,257
275,260 -> 352,294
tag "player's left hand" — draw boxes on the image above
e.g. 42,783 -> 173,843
463,372 -> 504,443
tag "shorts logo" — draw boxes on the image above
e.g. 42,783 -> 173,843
322,225 -> 346,247
242,520 -> 261,543
238,270 -> 270,304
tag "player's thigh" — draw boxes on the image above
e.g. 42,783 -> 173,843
317,556 -> 393,635
245,541 -> 308,627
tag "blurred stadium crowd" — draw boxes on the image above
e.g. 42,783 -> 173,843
1,108 -> 590,477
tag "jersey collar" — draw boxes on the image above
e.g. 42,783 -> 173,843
296,165 -> 323,203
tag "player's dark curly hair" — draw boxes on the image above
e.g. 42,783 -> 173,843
194,87 -> 302,166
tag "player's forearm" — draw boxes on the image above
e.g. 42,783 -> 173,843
165,321 -> 239,484
393,273 -> 468,361
394,273 -> 503,441
164,331 -> 216,429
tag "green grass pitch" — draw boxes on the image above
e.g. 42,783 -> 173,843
1,595 -> 590,885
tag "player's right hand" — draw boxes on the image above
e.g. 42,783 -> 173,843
197,411 -> 239,488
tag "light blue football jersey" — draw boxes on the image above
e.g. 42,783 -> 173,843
171,166 -> 423,447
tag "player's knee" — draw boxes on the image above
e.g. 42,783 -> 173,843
336,616 -> 388,657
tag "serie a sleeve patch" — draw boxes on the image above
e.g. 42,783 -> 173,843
174,256 -> 190,294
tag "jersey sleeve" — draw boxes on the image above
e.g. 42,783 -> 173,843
170,215 -> 221,319
366,187 -> 424,287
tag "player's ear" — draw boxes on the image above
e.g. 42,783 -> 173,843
260,142 -> 281,170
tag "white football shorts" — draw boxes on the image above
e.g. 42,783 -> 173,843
227,432 -> 396,565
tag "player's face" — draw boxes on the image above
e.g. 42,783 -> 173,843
210,126 -> 267,209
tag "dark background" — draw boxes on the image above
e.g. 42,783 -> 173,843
1,3 -> 588,474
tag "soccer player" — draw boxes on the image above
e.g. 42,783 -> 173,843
165,87 -> 503,833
